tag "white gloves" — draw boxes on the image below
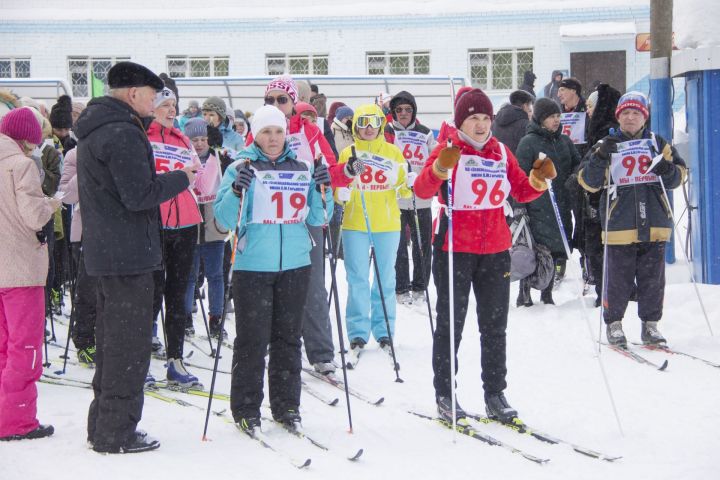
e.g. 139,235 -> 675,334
337,187 -> 352,202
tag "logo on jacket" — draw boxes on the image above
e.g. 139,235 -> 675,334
465,158 -> 478,166
279,173 -> 294,179
263,173 -> 273,180
298,174 -> 309,181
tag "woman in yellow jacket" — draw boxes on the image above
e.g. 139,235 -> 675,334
336,103 -> 412,359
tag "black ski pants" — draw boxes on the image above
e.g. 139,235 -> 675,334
153,226 -> 197,360
395,207 -> 432,294
70,243 -> 97,351
604,242 -> 665,324
230,266 -> 311,421
584,221 -> 604,298
87,273 -> 154,449
432,249 -> 510,398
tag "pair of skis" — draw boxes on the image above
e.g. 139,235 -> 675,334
603,342 -> 720,371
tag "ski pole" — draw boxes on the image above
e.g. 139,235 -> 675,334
447,75 -> 459,439
541,152 -> 624,436
59,247 -> 83,375
196,284 -> 216,357
353,147 -> 403,383
202,160 -> 249,440
316,157 -> 354,431
406,160 -> 435,337
656,172 -> 714,336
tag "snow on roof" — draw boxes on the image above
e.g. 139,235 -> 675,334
559,21 -> 637,37
0,0 -> 649,21
674,0 -> 720,49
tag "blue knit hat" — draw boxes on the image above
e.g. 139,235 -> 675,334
335,106 -> 353,122
184,117 -> 208,139
615,91 -> 649,120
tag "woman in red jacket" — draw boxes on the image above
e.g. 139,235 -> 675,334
147,87 -> 204,387
414,88 -> 556,424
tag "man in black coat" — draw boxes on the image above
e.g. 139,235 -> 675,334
492,89 -> 534,154
76,61 -> 194,454
519,71 -> 537,98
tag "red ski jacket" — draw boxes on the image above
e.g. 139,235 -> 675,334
414,128 -> 544,255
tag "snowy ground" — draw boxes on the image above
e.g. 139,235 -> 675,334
5,202 -> 720,480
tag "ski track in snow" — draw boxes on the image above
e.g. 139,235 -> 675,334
7,252 -> 720,480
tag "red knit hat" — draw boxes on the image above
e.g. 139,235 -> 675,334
0,107 -> 42,145
454,88 -> 494,128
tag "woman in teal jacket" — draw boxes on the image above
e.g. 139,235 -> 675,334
213,105 -> 332,431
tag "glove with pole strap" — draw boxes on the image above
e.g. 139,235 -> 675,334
431,140 -> 461,180
313,156 -> 331,192
650,143 -> 676,176
232,161 -> 253,197
344,146 -> 366,177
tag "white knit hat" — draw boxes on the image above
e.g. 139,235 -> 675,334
250,105 -> 287,139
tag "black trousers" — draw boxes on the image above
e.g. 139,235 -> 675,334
70,243 -> 97,350
230,266 -> 311,420
604,242 -> 666,324
153,226 -> 198,359
584,221 -> 604,298
395,207 -> 432,294
432,249 -> 510,397
87,273 -> 154,449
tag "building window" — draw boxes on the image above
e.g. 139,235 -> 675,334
166,56 -> 230,78
0,58 -> 31,78
68,56 -> 130,97
366,52 -> 430,75
468,48 -> 534,91
265,54 -> 329,76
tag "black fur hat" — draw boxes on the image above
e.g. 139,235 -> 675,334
587,84 -> 622,146
108,61 -> 164,91
532,97 -> 561,125
49,95 -> 73,129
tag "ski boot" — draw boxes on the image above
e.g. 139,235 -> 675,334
236,416 -> 261,435
540,287 -> 555,305
436,396 -> 467,423
144,373 -> 156,389
641,321 -> 666,345
167,358 -> 201,388
347,338 -> 365,369
312,361 -> 336,376
516,279 -> 533,307
485,391 -> 518,424
606,321 -> 627,347
93,430 -> 160,454
209,315 -> 228,339
77,346 -> 96,366
0,424 -> 54,442
151,336 -> 166,360
273,409 -> 302,429
396,291 -> 413,305
411,290 -> 426,303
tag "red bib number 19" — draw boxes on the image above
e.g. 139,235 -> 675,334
471,178 -> 505,207
270,191 -> 306,220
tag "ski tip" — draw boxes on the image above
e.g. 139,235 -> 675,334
658,359 -> 669,371
329,398 -> 339,406
373,397 -> 385,406
296,458 -> 312,469
348,448 -> 364,461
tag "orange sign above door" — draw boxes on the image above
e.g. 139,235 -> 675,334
636,33 -> 679,52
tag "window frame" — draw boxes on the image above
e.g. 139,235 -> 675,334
165,55 -> 230,78
264,53 -> 329,76
468,48 -> 534,92
0,57 -> 31,78
67,56 -> 130,97
365,51 -> 431,75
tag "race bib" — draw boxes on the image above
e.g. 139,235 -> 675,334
394,130 -> 429,168
610,139 -> 658,186
151,142 -> 195,173
453,148 -> 510,211
250,170 -> 311,224
287,131 -> 314,167
560,112 -> 587,144
355,151 -> 399,192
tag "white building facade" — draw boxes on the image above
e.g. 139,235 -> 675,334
0,1 -> 651,106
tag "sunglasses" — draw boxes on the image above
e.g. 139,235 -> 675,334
394,106 -> 413,114
265,95 -> 291,105
356,115 -> 383,129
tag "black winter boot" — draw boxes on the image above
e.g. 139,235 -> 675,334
485,392 -> 518,423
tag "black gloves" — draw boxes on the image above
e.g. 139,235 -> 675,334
344,147 -> 365,177
232,162 -> 254,195
207,125 -> 224,149
313,162 -> 331,192
650,158 -> 674,176
595,137 -> 620,163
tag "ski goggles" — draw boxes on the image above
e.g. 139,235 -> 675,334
264,95 -> 292,105
356,115 -> 383,129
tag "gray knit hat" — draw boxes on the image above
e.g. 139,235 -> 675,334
184,117 -> 208,139
202,96 -> 227,120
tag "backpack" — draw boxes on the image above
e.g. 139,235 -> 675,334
509,215 -> 536,282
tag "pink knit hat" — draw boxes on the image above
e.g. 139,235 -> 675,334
0,107 -> 42,145
265,75 -> 298,104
